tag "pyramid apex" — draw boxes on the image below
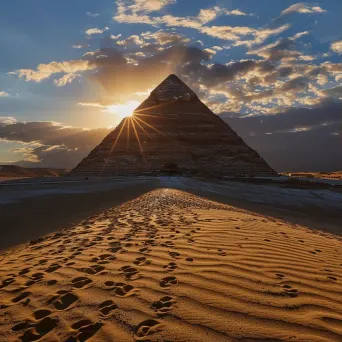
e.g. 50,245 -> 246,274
149,73 -> 197,102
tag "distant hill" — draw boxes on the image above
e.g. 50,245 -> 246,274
0,165 -> 70,178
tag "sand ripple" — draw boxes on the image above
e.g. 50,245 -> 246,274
1,189 -> 341,341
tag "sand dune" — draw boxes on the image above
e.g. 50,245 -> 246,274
1,189 -> 341,341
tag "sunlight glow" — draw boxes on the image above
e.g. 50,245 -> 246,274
106,100 -> 140,119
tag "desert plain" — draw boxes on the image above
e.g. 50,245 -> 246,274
0,177 -> 342,341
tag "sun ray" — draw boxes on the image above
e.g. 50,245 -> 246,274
131,119 -> 144,158
126,117 -> 131,147
134,116 -> 167,137
107,100 -> 139,119
111,117 -> 127,151
134,113 -> 168,120
134,101 -> 177,114
99,118 -> 128,175
132,116 -> 151,139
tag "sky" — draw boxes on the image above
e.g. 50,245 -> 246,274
0,0 -> 341,171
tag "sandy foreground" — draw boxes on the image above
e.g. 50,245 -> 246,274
1,189 -> 342,341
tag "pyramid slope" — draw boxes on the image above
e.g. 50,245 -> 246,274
71,74 -> 276,177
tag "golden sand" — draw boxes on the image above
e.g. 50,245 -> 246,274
1,189 -> 341,341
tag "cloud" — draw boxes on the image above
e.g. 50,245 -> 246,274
117,35 -> 145,46
10,60 -> 95,83
201,24 -> 290,47
203,48 -> 217,55
248,37 -> 298,61
113,1 -> 267,48
110,34 -> 122,40
87,12 -> 100,17
319,85 -> 342,99
223,9 -> 249,16
9,17 -> 342,115
53,73 -> 81,87
77,102 -> 106,108
0,121 -> 109,168
292,31 -> 309,39
0,91 -> 10,97
114,3 -> 249,30
82,45 -> 210,102
0,117 -> 17,125
114,0 -> 177,25
331,40 -> 342,54
118,0 -> 176,14
280,3 -> 326,16
72,44 -> 88,49
141,30 -> 190,46
85,27 -> 109,35
222,99 -> 342,172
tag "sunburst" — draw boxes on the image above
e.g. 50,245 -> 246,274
106,100 -> 140,119
101,102 -> 173,174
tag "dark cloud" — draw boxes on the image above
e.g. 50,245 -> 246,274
0,121 -> 109,168
320,85 -> 342,98
181,58 -> 277,90
82,45 -> 210,102
221,99 -> 342,172
280,76 -> 309,92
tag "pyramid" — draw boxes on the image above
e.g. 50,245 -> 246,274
71,74 -> 276,177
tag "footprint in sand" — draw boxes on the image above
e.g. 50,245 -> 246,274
37,259 -> 48,265
144,239 -> 156,246
0,277 -> 15,289
217,249 -> 227,256
161,240 -> 174,248
71,277 -> 93,289
47,279 -> 58,286
18,267 -> 31,276
135,319 -> 160,338
29,237 -> 45,245
98,300 -> 117,316
160,276 -> 178,288
151,296 -> 175,316
12,291 -> 31,304
139,247 -> 151,254
48,290 -> 78,310
12,314 -> 58,341
169,252 -> 180,259
90,254 -> 116,264
33,309 -> 52,319
67,320 -> 103,341
25,273 -> 45,287
163,262 -> 177,272
79,264 -> 105,275
108,245 -> 123,253
283,288 -> 299,297
46,263 -> 61,273
104,281 -> 135,297
120,266 -> 139,279
133,256 -> 151,266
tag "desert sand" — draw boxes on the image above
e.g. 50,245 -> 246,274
1,189 -> 342,341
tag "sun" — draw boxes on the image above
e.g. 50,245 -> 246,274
106,100 -> 140,119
